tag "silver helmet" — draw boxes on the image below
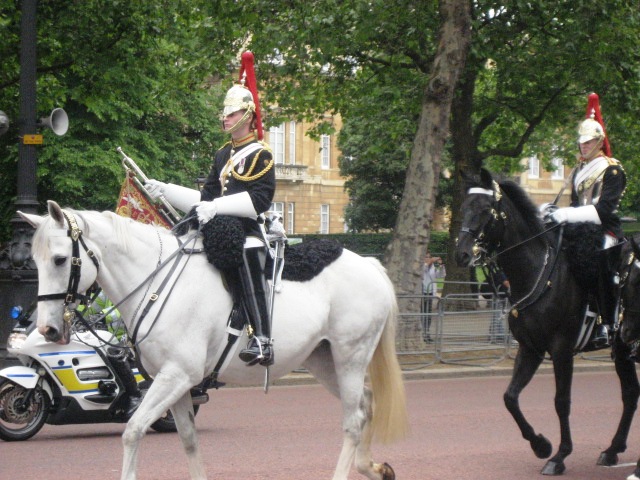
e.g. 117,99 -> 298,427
578,117 -> 605,144
222,84 -> 255,118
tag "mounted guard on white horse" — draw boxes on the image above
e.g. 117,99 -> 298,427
19,51 -> 408,480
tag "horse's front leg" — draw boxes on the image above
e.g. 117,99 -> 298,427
540,348 -> 574,476
504,345 -> 553,461
171,392 -> 207,479
598,336 -> 640,467
121,369 -> 202,480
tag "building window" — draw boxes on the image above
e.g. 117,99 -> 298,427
551,157 -> 564,179
269,123 -> 285,164
288,121 -> 296,165
528,156 -> 539,178
287,203 -> 295,234
321,135 -> 330,169
320,204 -> 329,234
270,202 -> 284,222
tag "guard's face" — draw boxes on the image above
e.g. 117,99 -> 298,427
223,110 -> 247,132
579,138 -> 600,158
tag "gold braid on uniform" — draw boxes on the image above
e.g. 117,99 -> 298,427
231,142 -> 274,182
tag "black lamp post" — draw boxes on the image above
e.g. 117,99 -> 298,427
0,0 -> 39,365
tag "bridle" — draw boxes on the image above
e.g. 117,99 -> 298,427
458,181 -> 507,264
37,210 -> 100,328
459,181 -> 564,316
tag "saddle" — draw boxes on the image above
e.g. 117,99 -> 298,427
196,214 -> 344,281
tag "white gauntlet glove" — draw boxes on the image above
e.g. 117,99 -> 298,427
144,179 -> 200,213
195,200 -> 218,224
194,191 -> 257,225
550,205 -> 601,225
144,179 -> 167,200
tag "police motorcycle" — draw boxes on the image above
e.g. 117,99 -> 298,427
0,301 -> 208,441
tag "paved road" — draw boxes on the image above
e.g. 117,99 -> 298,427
3,370 -> 640,480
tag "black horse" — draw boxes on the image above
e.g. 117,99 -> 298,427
455,168 -> 640,476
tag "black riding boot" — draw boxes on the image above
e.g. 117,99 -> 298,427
108,350 -> 142,417
229,247 -> 273,367
591,244 -> 623,348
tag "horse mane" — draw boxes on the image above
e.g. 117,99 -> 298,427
31,208 -> 162,258
498,179 -> 601,288
498,180 -> 544,237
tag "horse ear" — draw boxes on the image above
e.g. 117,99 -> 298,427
460,169 -> 480,190
480,168 -> 493,189
17,211 -> 43,229
47,200 -> 66,227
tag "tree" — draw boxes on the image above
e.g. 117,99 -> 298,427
241,0 -> 469,297
0,1 -> 249,241
444,0 -> 640,288
241,0 -> 640,301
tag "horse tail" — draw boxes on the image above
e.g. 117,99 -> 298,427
366,259 -> 409,444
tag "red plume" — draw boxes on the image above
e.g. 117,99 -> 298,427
585,92 -> 611,156
238,51 -> 264,140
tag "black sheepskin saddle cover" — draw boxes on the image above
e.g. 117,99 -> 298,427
182,213 -> 344,281
561,222 -> 603,291
266,238 -> 344,282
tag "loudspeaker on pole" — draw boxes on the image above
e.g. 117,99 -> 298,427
39,108 -> 69,136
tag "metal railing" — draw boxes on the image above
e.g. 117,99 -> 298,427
395,281 -> 614,369
396,281 -> 514,368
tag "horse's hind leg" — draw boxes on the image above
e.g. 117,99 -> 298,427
599,337 -> 640,466
504,345 -> 553,461
303,342 -> 391,480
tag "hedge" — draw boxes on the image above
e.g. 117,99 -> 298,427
292,231 -> 450,258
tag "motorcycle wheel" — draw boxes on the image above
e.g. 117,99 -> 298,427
150,404 -> 200,433
0,378 -> 50,442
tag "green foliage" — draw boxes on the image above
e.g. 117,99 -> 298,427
0,1 -> 244,241
247,0 -> 640,230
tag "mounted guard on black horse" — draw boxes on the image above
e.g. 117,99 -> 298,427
455,93 -> 640,477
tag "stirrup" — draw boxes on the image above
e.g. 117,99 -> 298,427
590,325 -> 611,348
239,337 -> 273,366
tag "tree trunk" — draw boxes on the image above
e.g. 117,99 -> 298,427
384,0 -> 471,312
442,61 -> 482,296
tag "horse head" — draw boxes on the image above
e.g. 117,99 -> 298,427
455,168 -> 506,267
620,234 -> 640,344
18,200 -> 100,344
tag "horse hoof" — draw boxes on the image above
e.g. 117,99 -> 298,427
541,460 -> 566,476
596,451 -> 618,466
627,470 -> 640,480
531,433 -> 553,459
380,462 -> 395,480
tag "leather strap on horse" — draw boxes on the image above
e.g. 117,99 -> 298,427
201,304 -> 246,390
509,225 -> 565,318
129,230 -> 201,346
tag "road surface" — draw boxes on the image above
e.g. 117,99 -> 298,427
3,370 -> 640,479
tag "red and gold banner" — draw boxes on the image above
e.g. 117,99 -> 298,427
115,172 -> 172,229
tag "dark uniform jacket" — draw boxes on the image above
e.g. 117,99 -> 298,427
569,155 -> 626,239
201,137 -> 275,238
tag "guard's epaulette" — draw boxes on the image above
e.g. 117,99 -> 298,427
605,156 -> 622,168
257,140 -> 272,154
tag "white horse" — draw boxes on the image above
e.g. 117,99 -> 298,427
19,201 -> 408,480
